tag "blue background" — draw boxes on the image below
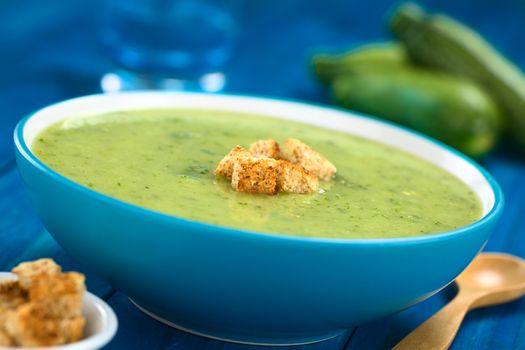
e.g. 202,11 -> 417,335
1,0 -> 525,348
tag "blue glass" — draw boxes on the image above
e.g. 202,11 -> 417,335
99,0 -> 237,91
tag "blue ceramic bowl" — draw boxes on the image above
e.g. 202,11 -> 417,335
14,92 -> 503,345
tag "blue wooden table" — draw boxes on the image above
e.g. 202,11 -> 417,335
1,0 -> 525,348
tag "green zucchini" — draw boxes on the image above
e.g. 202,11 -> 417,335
312,42 -> 406,84
332,67 -> 502,157
390,3 -> 525,149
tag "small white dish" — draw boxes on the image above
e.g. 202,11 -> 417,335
0,272 -> 118,350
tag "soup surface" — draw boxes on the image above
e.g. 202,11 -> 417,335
33,109 -> 482,238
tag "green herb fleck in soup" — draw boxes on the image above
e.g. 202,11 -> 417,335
32,109 -> 482,239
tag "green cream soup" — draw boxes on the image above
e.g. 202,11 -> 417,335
33,109 -> 482,239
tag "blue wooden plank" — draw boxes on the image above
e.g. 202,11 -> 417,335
345,155 -> 525,349
0,1 -> 524,349
346,291 -> 525,350
345,287 -> 456,350
104,292 -> 352,350
0,168 -> 44,269
454,300 -> 525,349
483,154 -> 525,254
0,168 -> 114,298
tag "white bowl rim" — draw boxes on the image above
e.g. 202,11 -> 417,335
13,91 -> 504,245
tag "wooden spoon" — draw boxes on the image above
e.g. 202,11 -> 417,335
394,253 -> 525,350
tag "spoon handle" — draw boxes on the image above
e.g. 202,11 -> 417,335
393,293 -> 473,350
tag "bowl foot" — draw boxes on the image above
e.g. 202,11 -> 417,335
129,298 -> 346,346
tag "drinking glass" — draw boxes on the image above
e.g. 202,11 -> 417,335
98,0 -> 238,92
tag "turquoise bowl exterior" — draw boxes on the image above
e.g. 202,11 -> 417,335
14,93 -> 504,345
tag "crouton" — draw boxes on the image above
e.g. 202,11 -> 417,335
0,305 -> 15,347
0,281 -> 24,347
214,145 -> 252,178
276,160 -> 319,194
0,279 -> 17,294
0,327 -> 14,347
231,157 -> 279,195
0,260 -> 86,347
0,280 -> 27,310
249,139 -> 281,159
29,272 -> 85,318
282,138 -> 337,181
5,304 -> 85,347
12,258 -> 61,290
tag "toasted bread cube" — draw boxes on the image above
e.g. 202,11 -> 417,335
0,280 -> 27,310
249,139 -> 281,159
0,306 -> 8,325
2,260 -> 86,347
5,304 -> 85,347
282,138 -> 337,181
0,327 -> 14,347
0,306 -> 14,346
29,272 -> 85,318
277,161 -> 319,194
0,281 -> 25,347
0,279 -> 18,293
59,317 -> 85,344
214,145 -> 252,179
12,259 -> 61,290
231,157 -> 279,195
